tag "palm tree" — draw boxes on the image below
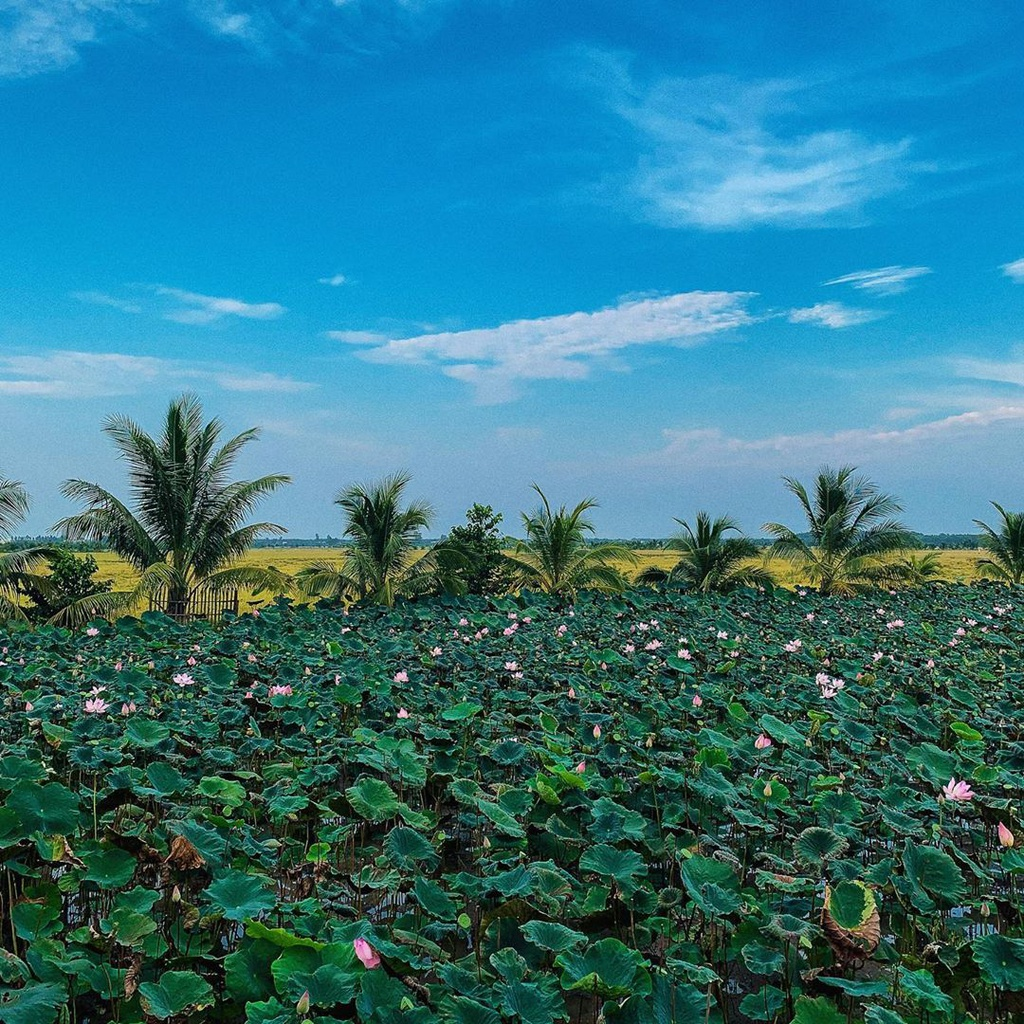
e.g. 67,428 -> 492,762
974,503 -> 1024,584
637,512 -> 774,593
762,465 -> 913,595
887,550 -> 944,587
55,394 -> 291,623
0,476 -> 52,621
296,472 -> 462,606
505,485 -> 635,596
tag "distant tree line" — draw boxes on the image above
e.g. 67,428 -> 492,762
0,393 -> 1020,625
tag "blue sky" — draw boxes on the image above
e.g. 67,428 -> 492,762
2,0 -> 1024,537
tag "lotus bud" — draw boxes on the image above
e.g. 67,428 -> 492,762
482,835 -> 491,849
297,990 -> 311,1015
593,724 -> 602,739
645,734 -> 654,748
171,885 -> 181,903
763,782 -> 773,798
999,822 -> 1015,848
981,901 -> 991,918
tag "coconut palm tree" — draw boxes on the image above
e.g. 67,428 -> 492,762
505,485 -> 635,596
974,503 -> 1024,584
762,465 -> 913,595
637,512 -> 774,593
55,394 -> 291,623
297,472 -> 463,606
887,550 -> 944,587
0,475 -> 52,621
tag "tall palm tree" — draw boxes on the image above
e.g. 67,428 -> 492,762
297,472 -> 462,606
0,475 -> 52,621
505,485 -> 635,596
975,503 -> 1024,584
637,512 -> 773,593
762,465 -> 912,595
55,394 -> 291,623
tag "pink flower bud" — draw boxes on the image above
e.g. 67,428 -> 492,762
353,937 -> 381,969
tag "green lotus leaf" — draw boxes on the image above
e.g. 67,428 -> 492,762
521,921 -> 588,953
972,933 -> 1024,991
138,970 -> 215,1020
579,845 -> 648,892
792,996 -> 845,1024
898,968 -> 953,1016
383,826 -> 438,871
125,718 -> 170,747
203,870 -> 276,921
826,881 -> 875,930
0,981 -> 66,1024
555,938 -> 651,998
793,826 -> 848,866
346,777 -> 402,822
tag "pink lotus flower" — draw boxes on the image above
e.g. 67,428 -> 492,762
644,639 -> 662,651
567,687 -> 576,699
24,701 -> 33,712
574,760 -> 586,773
430,647 -> 443,657
926,659 -> 935,669
393,670 -> 408,683
397,707 -> 410,719
248,653 -> 258,663
505,661 -> 519,672
173,673 -> 194,687
623,643 -> 635,653
942,777 -> 974,802
999,822 -> 1015,848
754,733 -> 772,750
84,697 -> 109,714
269,684 -> 293,697
784,640 -> 802,653
85,627 -> 99,637
691,693 -> 703,708
187,656 -> 197,666
244,691 -> 254,699
114,661 -> 123,671
592,724 -> 602,739
353,937 -> 381,969
120,701 -> 137,715
459,618 -> 468,626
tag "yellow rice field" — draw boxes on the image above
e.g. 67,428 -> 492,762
85,547 -> 989,612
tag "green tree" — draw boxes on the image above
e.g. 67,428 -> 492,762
444,504 -> 514,596
763,465 -> 912,595
55,394 -> 291,623
0,475 -> 52,621
637,512 -> 774,593
505,485 -> 635,596
888,550 -> 944,587
20,550 -> 114,623
297,472 -> 462,606
974,503 -> 1024,584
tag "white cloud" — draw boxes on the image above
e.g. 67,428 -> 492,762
71,290 -> 142,314
0,350 -> 313,398
154,286 -> 286,324
787,302 -> 885,329
1000,258 -> 1024,283
955,354 -> 1024,387
643,405 -> 1024,468
318,273 -> 348,287
331,290 -> 755,403
0,0 -> 142,78
824,265 -> 932,295
582,54 -> 920,230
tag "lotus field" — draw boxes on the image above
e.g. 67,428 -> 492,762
3,585 -> 1024,1024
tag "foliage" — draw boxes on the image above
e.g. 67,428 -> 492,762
0,583 -> 1022,1021
888,550 -> 944,587
636,511 -> 774,592
19,550 -> 113,623
763,465 -> 914,595
55,393 -> 292,624
443,504 -> 515,595
296,472 -> 464,606
0,474 -> 52,622
506,485 -> 635,595
974,502 -> 1024,584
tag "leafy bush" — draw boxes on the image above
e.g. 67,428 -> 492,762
19,549 -> 113,622
1,584 -> 1023,1022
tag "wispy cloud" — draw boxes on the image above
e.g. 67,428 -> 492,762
824,265 -> 932,295
318,273 -> 348,287
955,353 -> 1024,387
641,405 -> 1024,468
1000,258 -> 1024,283
330,291 -> 755,403
71,290 -> 142,314
153,286 -> 286,324
0,0 -> 142,78
0,350 -> 313,398
578,52 -> 923,230
787,302 -> 885,329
